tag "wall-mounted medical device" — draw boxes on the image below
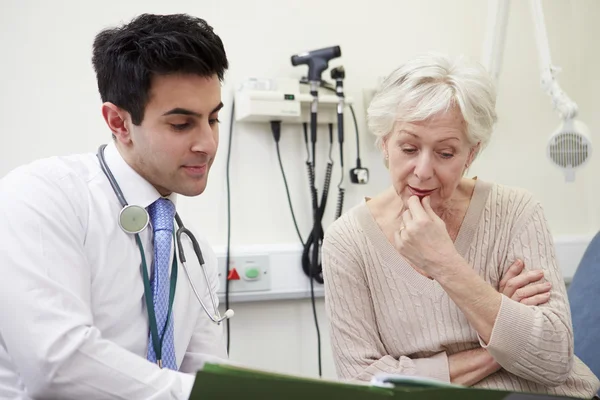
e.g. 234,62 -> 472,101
234,77 -> 353,125
483,0 -> 592,182
228,47 -> 368,373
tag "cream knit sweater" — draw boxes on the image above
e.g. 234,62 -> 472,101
322,179 -> 600,398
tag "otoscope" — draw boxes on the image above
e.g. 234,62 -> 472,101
291,46 -> 341,172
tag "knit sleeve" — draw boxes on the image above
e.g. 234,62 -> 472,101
322,218 -> 450,383
479,202 -> 574,386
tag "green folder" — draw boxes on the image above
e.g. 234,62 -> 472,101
190,363 -> 581,400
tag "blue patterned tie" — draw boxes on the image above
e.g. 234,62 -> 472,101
146,198 -> 177,369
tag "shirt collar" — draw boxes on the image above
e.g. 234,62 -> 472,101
101,141 -> 177,209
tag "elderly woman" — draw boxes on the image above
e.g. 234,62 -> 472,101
322,53 -> 600,398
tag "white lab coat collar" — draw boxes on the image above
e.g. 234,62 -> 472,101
102,141 -> 178,209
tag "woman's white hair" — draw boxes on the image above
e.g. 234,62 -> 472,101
367,52 -> 498,157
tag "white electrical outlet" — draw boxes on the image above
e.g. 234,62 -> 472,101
215,254 -> 271,294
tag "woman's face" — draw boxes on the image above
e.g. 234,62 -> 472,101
383,107 -> 477,212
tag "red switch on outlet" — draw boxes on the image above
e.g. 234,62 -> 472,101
227,268 -> 240,280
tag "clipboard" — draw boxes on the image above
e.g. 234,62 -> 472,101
190,363 -> 583,400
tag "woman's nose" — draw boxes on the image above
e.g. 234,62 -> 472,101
413,153 -> 433,181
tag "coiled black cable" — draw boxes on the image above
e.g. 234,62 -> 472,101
301,124 -> 334,285
335,109 -> 345,220
335,188 -> 345,220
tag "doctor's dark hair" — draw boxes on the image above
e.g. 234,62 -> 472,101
91,13 -> 228,125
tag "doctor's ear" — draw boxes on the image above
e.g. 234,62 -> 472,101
101,102 -> 132,144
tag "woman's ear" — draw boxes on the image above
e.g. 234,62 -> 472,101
379,134 -> 388,151
381,134 -> 390,168
466,142 -> 481,168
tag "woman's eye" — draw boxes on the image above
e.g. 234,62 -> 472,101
209,118 -> 220,126
440,152 -> 454,159
402,148 -> 416,154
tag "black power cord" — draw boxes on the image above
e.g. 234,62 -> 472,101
225,100 -> 235,355
270,121 -> 304,246
271,120 -> 326,378
345,96 -> 368,184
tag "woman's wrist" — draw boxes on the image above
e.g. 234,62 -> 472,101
431,253 -> 469,283
483,349 -> 502,374
448,347 -> 501,386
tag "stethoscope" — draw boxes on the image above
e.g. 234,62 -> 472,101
96,144 -> 234,355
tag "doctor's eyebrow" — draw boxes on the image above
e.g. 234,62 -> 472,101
162,102 -> 224,117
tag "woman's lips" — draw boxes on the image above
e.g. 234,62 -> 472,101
408,186 -> 435,197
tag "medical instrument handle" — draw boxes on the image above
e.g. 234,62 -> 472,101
337,112 -> 344,162
309,81 -> 319,168
332,66 -> 345,167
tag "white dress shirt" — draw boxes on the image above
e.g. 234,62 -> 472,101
0,142 -> 228,399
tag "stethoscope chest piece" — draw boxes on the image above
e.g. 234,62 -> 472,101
119,204 -> 149,234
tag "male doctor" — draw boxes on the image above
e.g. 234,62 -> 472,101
0,13 -> 230,399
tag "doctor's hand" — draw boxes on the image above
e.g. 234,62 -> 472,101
499,259 -> 552,306
394,196 -> 462,279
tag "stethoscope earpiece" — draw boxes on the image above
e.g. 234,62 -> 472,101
119,204 -> 150,234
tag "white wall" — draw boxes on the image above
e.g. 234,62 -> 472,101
1,0 -> 599,381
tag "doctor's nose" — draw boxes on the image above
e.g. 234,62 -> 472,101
191,122 -> 218,155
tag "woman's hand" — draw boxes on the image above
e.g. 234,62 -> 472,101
394,195 -> 461,278
499,259 -> 552,305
